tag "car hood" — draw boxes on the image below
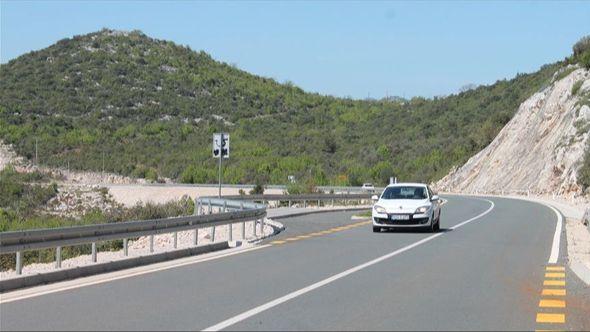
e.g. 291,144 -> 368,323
376,199 -> 431,214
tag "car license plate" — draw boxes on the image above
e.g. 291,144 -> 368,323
390,214 -> 410,221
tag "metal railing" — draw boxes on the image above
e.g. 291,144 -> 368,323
1,193 -> 372,276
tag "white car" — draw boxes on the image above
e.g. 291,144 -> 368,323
371,183 -> 441,232
361,183 -> 375,193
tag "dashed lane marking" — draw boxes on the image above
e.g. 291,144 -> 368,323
543,280 -> 565,287
541,289 -> 566,296
546,266 -> 565,272
536,265 -> 566,330
539,299 -> 566,308
536,313 -> 565,324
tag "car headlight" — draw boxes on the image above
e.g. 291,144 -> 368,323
374,205 -> 387,214
415,205 -> 430,214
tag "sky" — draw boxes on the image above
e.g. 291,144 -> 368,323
1,1 -> 589,99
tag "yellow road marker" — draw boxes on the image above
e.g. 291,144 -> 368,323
270,240 -> 286,245
542,289 -> 566,296
539,299 -> 566,308
284,238 -> 299,242
296,235 -> 312,239
536,313 -> 565,324
543,280 -> 565,286
546,266 -> 565,272
545,272 -> 565,278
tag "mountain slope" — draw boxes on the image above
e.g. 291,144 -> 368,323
436,66 -> 590,196
0,29 -> 562,185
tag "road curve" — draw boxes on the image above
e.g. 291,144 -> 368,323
1,196 -> 588,331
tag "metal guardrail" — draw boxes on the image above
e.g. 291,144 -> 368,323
101,183 -> 385,193
1,193 -> 373,276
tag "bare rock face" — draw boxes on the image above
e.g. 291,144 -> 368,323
0,142 -> 24,171
436,66 -> 590,198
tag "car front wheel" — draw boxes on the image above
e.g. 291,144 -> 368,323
373,226 -> 381,233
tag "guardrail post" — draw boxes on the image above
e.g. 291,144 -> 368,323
303,200 -> 307,208
123,238 -> 128,256
224,201 -> 232,241
288,200 -> 291,207
317,199 -> 320,207
241,202 -> 246,239
332,199 -> 334,207
261,218 -> 265,236
208,199 -> 215,242
91,242 -> 97,263
173,232 -> 178,249
253,219 -> 258,237
16,251 -> 22,275
194,201 -> 200,246
56,246 -> 62,269
150,235 -> 154,253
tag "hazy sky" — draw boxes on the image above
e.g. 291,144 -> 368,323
1,1 -> 589,99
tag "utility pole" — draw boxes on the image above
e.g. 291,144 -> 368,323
218,133 -> 223,198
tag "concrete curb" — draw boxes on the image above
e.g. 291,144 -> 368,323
570,260 -> 590,285
248,218 -> 285,244
0,242 -> 229,293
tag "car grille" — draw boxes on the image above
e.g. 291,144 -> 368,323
374,214 -> 428,225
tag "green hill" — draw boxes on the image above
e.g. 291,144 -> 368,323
0,29 -> 562,186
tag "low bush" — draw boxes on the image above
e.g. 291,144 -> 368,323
572,80 -> 584,96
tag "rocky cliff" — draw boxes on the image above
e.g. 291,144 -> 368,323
437,66 -> 590,198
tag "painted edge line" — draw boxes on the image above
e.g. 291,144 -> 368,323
202,198 -> 495,331
546,204 -> 563,264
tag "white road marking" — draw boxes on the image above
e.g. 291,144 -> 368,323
546,204 -> 563,264
0,245 -> 271,304
203,199 -> 495,331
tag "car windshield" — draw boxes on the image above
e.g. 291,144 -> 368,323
381,186 -> 428,200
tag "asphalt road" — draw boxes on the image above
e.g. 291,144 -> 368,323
1,196 -> 588,331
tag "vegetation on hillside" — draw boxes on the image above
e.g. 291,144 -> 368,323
0,29 -> 565,186
572,35 -> 590,191
572,35 -> 590,69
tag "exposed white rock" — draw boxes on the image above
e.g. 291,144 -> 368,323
436,67 -> 590,199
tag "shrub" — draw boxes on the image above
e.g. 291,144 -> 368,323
580,51 -> 590,70
572,80 -> 584,96
573,36 -> 590,57
249,182 -> 264,195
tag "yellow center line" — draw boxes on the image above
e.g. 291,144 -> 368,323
543,280 -> 565,286
284,238 -> 299,242
296,235 -> 312,239
270,240 -> 286,245
545,273 -> 565,278
539,299 -> 566,308
542,289 -> 566,296
536,313 -> 565,324
546,266 -> 565,272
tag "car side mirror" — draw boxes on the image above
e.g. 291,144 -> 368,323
431,195 -> 439,202
371,195 -> 379,201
